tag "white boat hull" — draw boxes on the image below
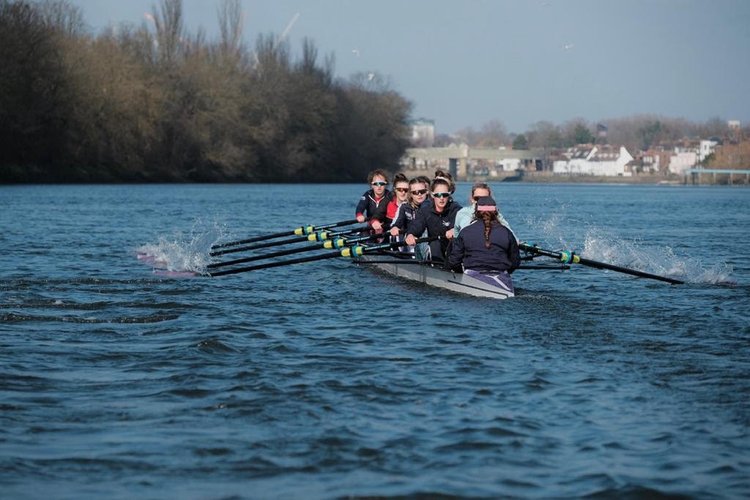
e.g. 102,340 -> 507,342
355,254 -> 514,299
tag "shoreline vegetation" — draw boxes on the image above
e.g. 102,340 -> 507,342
1,0 -> 747,185
0,0 -> 411,184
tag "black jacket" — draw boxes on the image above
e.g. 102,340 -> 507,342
406,199 -> 462,260
391,200 -> 425,233
448,220 -> 520,273
355,189 -> 392,223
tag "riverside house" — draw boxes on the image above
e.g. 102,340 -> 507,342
552,145 -> 634,176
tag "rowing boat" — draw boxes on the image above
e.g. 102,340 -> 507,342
201,218 -> 685,291
352,251 -> 516,299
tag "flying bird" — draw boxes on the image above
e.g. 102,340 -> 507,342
352,49 -> 360,57
562,43 -> 574,50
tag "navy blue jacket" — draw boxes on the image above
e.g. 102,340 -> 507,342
406,199 -> 462,260
355,189 -> 392,223
448,220 -> 521,273
391,200 -> 426,233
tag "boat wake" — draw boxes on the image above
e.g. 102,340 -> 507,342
135,219 -> 225,276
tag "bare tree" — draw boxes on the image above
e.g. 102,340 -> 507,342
217,0 -> 243,63
152,0 -> 184,65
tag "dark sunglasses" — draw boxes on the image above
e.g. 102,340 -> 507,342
371,181 -> 388,186
432,192 -> 451,198
410,189 -> 428,195
395,187 -> 409,193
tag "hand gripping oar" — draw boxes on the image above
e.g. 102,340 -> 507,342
208,236 -> 437,277
210,226 -> 368,257
207,234 -> 374,269
211,218 -> 359,250
519,243 -> 684,285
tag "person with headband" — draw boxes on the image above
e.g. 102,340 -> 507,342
448,195 -> 520,295
432,168 -> 455,194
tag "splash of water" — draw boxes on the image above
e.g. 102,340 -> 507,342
582,232 -> 734,285
523,213 -> 734,285
136,218 -> 226,273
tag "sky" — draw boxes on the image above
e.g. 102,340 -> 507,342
67,0 -> 750,134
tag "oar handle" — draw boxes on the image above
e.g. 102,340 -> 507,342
520,243 -> 684,285
291,218 -> 359,236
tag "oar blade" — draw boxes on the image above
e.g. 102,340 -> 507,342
520,243 -> 684,285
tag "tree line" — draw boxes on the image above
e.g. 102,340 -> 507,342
446,116 -> 744,154
0,0 -> 412,183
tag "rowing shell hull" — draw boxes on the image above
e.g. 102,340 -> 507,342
355,254 -> 514,300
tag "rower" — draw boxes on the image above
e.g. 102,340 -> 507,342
448,195 -> 521,295
355,169 -> 392,233
390,176 -> 430,238
385,173 -> 410,227
404,177 -> 462,263
454,182 -> 516,239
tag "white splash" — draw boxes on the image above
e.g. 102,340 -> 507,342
581,230 -> 734,285
522,214 -> 734,285
136,219 -> 226,273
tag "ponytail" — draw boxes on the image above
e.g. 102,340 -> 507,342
477,211 -> 499,249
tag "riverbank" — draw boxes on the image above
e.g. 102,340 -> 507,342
403,169 -> 749,185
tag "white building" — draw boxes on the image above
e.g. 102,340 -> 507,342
553,145 -> 634,176
668,150 -> 698,174
699,139 -> 718,162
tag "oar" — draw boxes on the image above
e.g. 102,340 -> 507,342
519,243 -> 684,285
207,234 -> 373,269
208,236 -> 437,277
211,218 -> 359,250
210,226 -> 368,257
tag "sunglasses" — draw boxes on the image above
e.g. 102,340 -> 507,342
395,187 -> 409,193
410,189 -> 428,195
432,192 -> 451,198
371,181 -> 388,186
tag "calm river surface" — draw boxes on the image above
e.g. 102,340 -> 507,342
1,183 -> 748,499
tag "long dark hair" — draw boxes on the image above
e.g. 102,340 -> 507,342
475,210 -> 499,248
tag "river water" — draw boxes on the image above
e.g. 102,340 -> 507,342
1,183 -> 748,499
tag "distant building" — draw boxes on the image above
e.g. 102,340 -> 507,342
400,144 -> 541,180
409,119 -> 435,147
664,139 -> 718,173
728,120 -> 741,131
669,150 -> 698,174
552,145 -> 633,176
699,139 -> 718,162
639,149 -> 672,174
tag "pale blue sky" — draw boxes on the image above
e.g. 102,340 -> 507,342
69,0 -> 750,134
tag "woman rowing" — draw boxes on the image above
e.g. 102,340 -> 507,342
390,175 -> 430,238
448,195 -> 520,295
454,182 -> 516,240
404,177 -> 462,263
355,169 -> 392,233
385,173 -> 410,226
